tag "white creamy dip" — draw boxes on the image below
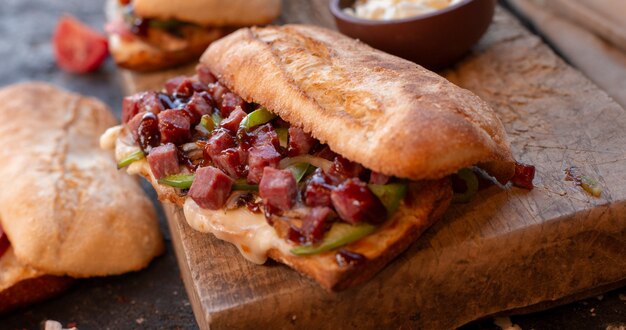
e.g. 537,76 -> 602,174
344,0 -> 463,20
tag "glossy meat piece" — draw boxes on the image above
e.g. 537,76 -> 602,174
259,167 -> 297,211
147,143 -> 180,180
189,166 -> 234,210
158,109 -> 191,145
287,127 -> 316,157
331,178 -> 387,224
247,144 -> 281,184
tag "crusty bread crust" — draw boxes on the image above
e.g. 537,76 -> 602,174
0,275 -> 73,314
0,248 -> 73,314
134,0 -> 281,27
0,83 -> 164,278
201,25 -> 515,182
108,30 -> 226,72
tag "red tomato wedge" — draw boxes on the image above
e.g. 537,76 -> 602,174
53,15 -> 109,73
0,225 -> 10,259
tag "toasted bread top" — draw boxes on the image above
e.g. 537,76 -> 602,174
201,25 -> 515,182
0,83 -> 164,278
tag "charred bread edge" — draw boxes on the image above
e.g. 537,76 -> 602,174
0,275 -> 74,314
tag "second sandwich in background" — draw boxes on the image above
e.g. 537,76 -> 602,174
105,0 -> 281,71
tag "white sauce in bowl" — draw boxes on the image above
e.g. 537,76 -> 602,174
344,0 -> 463,20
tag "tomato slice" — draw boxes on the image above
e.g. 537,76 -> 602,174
0,224 -> 10,259
53,15 -> 109,73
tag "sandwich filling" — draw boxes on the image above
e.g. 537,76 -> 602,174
106,1 -> 232,54
112,66 -> 437,256
111,65 -> 534,260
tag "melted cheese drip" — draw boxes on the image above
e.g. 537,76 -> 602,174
105,126 -> 290,264
184,199 -> 290,264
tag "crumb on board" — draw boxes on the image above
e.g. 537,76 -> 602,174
494,316 -> 522,330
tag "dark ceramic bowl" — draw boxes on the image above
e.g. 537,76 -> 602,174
330,0 -> 496,70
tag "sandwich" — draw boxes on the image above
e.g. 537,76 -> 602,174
103,24 -> 527,291
104,0 -> 281,71
0,83 -> 164,313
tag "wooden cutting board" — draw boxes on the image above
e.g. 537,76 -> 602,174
118,3 -> 626,329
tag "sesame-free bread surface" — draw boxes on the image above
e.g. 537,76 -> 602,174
201,25 -> 515,182
0,83 -> 164,277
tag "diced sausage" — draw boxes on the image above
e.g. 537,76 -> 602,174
158,109 -> 191,145
304,168 -> 337,207
259,167 -> 297,211
331,178 -> 387,224
189,166 -> 234,210
147,143 -> 179,180
184,91 -> 213,125
211,148 -> 246,178
369,172 -> 390,185
195,65 -> 217,85
301,207 -> 334,243
204,129 -> 236,159
164,76 -> 186,95
253,124 -> 280,148
247,144 -> 281,184
208,82 -> 228,106
287,127 -> 316,157
219,92 -> 246,116
219,107 -> 246,132
122,91 -> 164,123
329,156 -> 365,180
171,78 -> 207,98
127,112 -> 144,141
122,94 -> 140,124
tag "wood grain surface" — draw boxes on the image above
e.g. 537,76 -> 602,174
120,2 -> 626,329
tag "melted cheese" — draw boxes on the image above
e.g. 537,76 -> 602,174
184,199 -> 290,264
109,126 -> 290,264
100,125 -> 122,150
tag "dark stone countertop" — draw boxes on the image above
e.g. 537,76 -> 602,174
0,0 -> 623,329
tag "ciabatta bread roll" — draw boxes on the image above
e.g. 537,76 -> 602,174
202,25 -> 515,182
0,83 -> 164,312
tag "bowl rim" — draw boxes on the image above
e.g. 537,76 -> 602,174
329,0 -> 476,26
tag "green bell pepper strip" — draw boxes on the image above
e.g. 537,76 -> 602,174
275,127 -> 289,148
149,19 -> 188,30
158,173 -> 195,189
368,182 -> 408,214
286,163 -> 310,183
117,150 -> 145,169
211,112 -> 222,126
239,108 -> 276,131
290,223 -> 376,256
580,175 -> 602,197
452,168 -> 479,203
232,180 -> 259,192
157,175 -> 259,192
